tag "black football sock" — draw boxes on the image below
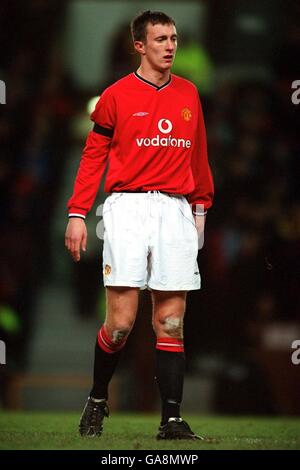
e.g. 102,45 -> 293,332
90,336 -> 123,400
156,347 -> 185,425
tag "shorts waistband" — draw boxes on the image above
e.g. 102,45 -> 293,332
111,190 -> 182,197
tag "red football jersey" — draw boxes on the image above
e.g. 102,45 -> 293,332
68,72 -> 214,218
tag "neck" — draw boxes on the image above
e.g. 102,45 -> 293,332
137,64 -> 170,87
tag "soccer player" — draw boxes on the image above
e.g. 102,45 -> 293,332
65,10 -> 214,440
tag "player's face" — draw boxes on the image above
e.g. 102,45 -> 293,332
137,23 -> 177,72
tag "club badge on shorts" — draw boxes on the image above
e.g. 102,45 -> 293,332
104,264 -> 112,277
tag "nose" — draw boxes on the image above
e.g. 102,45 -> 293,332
166,41 -> 174,52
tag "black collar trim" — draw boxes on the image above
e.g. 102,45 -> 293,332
134,72 -> 171,91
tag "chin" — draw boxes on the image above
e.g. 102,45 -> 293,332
158,63 -> 173,72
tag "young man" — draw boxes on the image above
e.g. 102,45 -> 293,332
65,10 -> 214,440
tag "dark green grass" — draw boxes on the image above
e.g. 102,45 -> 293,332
0,412 -> 299,450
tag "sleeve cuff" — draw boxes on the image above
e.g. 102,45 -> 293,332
68,212 -> 86,220
68,214 -> 86,220
193,210 -> 207,216
192,203 -> 207,216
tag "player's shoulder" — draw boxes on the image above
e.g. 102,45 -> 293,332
171,74 -> 198,94
100,74 -> 135,98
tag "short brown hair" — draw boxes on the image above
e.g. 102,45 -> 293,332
131,10 -> 176,43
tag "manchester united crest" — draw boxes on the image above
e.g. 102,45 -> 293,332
181,108 -> 192,122
104,264 -> 111,276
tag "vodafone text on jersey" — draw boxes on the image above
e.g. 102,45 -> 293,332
136,118 -> 192,148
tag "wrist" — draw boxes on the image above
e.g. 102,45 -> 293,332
68,215 -> 86,221
192,203 -> 207,216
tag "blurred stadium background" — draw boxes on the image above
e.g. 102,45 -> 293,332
0,0 -> 299,418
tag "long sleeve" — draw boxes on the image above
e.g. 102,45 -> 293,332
67,130 -> 111,218
186,92 -> 214,215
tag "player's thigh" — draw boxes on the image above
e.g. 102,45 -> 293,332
103,193 -> 148,287
151,289 -> 187,336
105,286 -> 140,333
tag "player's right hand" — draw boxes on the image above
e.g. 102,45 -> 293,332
65,218 -> 87,262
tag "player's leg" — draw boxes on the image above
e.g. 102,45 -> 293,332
79,286 -> 139,436
91,286 -> 139,399
152,289 -> 202,440
152,289 -> 186,422
79,192 -> 148,436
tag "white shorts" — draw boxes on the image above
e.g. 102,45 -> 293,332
102,191 -> 200,291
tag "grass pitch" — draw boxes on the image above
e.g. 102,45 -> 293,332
0,412 -> 299,450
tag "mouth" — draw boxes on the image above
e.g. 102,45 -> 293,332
163,55 -> 173,61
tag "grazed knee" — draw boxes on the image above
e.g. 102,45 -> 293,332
111,328 -> 131,344
105,319 -> 134,345
157,316 -> 183,338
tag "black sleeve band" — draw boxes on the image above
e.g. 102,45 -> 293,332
68,215 -> 86,220
93,123 -> 113,138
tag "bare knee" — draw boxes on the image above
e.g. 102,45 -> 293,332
151,290 -> 186,338
153,314 -> 184,338
105,317 -> 135,343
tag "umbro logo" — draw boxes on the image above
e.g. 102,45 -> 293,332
132,112 -> 149,117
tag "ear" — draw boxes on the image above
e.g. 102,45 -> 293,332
134,40 -> 146,55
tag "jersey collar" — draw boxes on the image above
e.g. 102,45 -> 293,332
133,71 -> 172,91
